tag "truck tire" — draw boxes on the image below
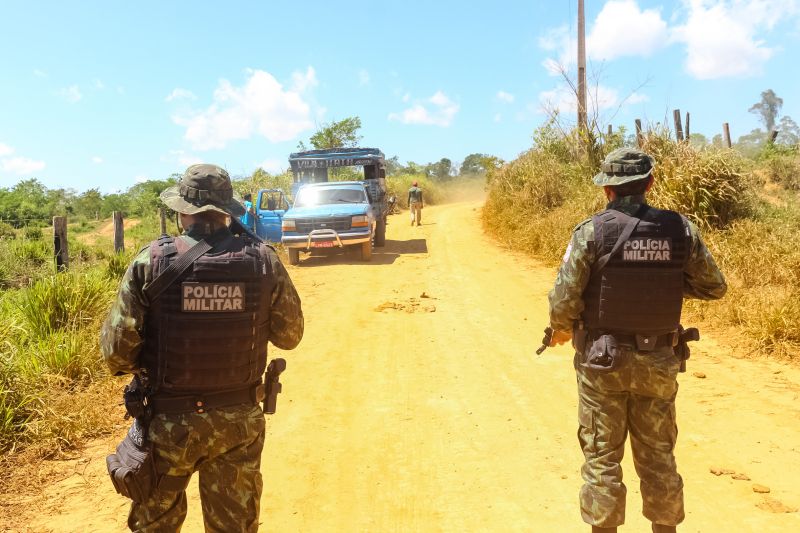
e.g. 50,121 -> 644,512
374,218 -> 387,247
287,248 -> 300,265
360,241 -> 372,261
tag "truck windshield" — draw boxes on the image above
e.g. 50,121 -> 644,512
294,187 -> 367,207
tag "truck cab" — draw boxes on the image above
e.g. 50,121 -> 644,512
280,147 -> 390,265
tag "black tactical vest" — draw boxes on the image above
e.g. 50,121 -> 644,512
581,205 -> 689,336
142,234 -> 274,396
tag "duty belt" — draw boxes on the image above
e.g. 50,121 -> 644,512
150,384 -> 265,414
591,330 -> 678,350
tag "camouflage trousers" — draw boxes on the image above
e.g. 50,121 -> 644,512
128,404 -> 265,533
574,346 -> 685,527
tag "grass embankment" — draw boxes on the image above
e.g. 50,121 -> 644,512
0,216 -> 164,467
483,127 -> 800,360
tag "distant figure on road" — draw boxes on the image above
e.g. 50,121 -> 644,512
408,180 -> 424,226
240,192 -> 256,229
546,148 -> 726,533
101,164 -> 303,532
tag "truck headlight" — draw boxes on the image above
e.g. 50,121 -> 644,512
282,219 -> 296,231
352,215 -> 369,228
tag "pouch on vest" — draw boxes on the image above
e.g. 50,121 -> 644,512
106,420 -> 156,503
581,334 -> 625,372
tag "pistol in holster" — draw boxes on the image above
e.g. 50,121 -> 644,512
675,326 -> 700,373
263,358 -> 287,414
122,373 -> 152,421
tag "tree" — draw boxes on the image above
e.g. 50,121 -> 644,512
777,116 -> 800,145
459,153 -> 503,175
749,89 -> 783,133
428,158 -> 452,180
384,156 -> 403,175
308,116 -> 362,150
688,133 -> 709,148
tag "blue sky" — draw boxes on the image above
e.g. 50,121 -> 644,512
1,0 -> 798,193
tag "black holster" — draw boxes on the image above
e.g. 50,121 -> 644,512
675,326 -> 700,372
106,419 -> 156,503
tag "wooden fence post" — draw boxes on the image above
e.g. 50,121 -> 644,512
53,216 -> 69,271
685,112 -> 690,139
159,208 -> 167,236
723,123 -> 732,148
673,109 -> 684,141
113,211 -> 125,253
607,124 -> 613,136
635,119 -> 643,147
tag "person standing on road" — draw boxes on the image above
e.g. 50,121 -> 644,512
546,148 -> 726,533
408,180 -> 424,226
240,192 -> 256,230
101,164 -> 304,532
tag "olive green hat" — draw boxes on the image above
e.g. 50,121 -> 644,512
593,147 -> 655,186
160,164 -> 245,217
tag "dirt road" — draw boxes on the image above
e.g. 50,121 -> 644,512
14,202 -> 800,532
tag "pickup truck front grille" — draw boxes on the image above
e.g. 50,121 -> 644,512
295,217 -> 352,233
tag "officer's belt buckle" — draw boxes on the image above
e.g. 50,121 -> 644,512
635,334 -> 659,352
193,395 -> 206,414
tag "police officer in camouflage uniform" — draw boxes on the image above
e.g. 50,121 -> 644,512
547,148 -> 726,533
101,164 -> 304,532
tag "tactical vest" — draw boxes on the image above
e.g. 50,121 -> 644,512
409,187 -> 422,203
142,234 -> 274,396
581,206 -> 689,336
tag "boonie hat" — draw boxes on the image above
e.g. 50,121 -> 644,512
160,164 -> 245,217
593,147 -> 655,186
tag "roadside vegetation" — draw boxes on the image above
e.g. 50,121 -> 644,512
483,97 -> 800,360
0,114 -> 484,462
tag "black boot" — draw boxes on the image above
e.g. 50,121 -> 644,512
592,527 -> 617,533
652,524 -> 676,533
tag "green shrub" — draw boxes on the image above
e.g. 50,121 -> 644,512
22,226 -> 43,241
0,222 -> 16,240
758,144 -> 800,190
13,271 -> 115,339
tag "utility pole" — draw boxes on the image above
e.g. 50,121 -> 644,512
577,0 -> 588,137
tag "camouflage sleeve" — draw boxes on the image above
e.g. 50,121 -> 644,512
264,246 -> 304,350
100,247 -> 151,376
548,221 -> 595,332
683,220 -> 727,300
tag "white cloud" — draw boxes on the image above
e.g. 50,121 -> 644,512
168,149 -> 203,167
0,143 -> 13,157
290,66 -> 318,92
165,88 -> 197,102
627,92 -> 649,104
388,91 -> 460,127
33,69 -> 47,78
494,113 -> 503,123
58,85 -> 82,103
588,1 -> 668,60
672,0 -> 798,79
1,157 -> 46,175
402,92 -> 411,103
93,79 -> 105,90
173,68 -> 318,151
496,90 -> 515,103
539,1 -> 668,72
92,156 -> 103,164
259,159 -> 284,174
538,84 -> 620,115
358,69 -> 370,86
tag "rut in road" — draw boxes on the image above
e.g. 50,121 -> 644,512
9,202 -> 800,532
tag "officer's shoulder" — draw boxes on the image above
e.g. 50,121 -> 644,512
572,217 -> 593,234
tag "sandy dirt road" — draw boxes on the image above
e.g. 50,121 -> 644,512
11,201 -> 800,532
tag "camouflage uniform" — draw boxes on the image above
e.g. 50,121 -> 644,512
408,185 -> 423,226
101,164 -> 303,532
548,149 -> 726,530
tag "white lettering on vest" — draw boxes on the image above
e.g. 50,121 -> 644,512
181,282 -> 246,313
621,238 -> 673,261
